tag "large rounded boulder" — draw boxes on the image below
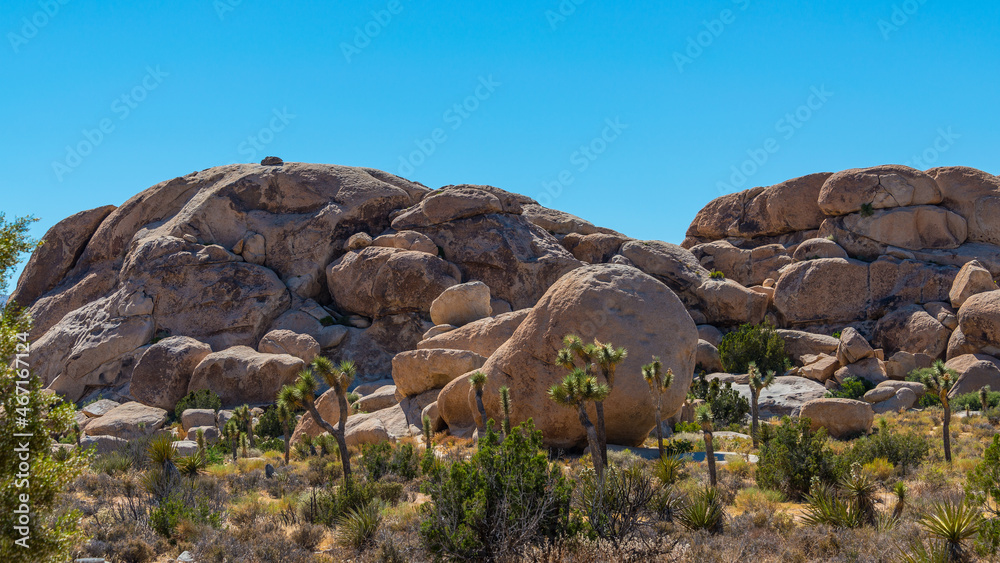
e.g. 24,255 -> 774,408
478,264 -> 698,448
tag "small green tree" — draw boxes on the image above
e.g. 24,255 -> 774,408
293,357 -> 358,481
276,385 -> 298,464
548,368 -> 610,481
920,360 -> 958,463
641,357 -> 674,459
697,405 -> 717,487
499,385 -> 512,437
747,363 -> 776,448
593,339 -> 627,468
233,404 -> 254,448
469,371 -> 488,443
757,416 -> 838,500
718,322 -> 790,376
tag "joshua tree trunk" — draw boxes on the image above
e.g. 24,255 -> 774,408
654,401 -> 664,459
942,399 -> 952,463
595,401 -> 608,468
705,431 -> 717,487
750,390 -> 760,449
231,434 -> 238,462
246,416 -> 255,448
334,383 -> 353,482
282,419 -> 291,465
474,387 -> 487,442
578,405 -> 604,482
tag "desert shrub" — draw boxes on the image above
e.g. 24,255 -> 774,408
149,491 -> 223,538
843,420 -> 930,475
718,322 -> 790,376
419,420 -> 575,560
825,376 -> 873,399
734,487 -> 785,513
952,390 -> 1000,411
907,369 -> 942,408
654,455 -> 687,485
298,480 -> 374,526
688,374 -> 749,427
174,389 -> 222,421
290,522 -> 326,550
664,438 -> 694,457
337,500 -> 383,550
677,486 -> 724,533
92,450 -> 133,476
577,464 -> 657,545
709,269 -> 726,279
369,480 -> 405,505
361,442 -> 419,482
756,416 -> 839,500
256,437 -> 285,454
674,421 -> 700,433
965,434 -> 1000,555
254,405 -> 284,439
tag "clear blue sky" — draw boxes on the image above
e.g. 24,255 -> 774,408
3,0 -> 998,286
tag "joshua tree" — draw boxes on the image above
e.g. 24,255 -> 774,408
747,362 -> 776,448
223,418 -> 240,461
499,385 -> 512,437
981,385 -> 992,412
642,357 -> 674,459
422,415 -> 433,452
921,360 -> 958,463
697,405 -> 717,487
593,339 -> 627,467
233,404 -> 254,448
310,356 -> 358,481
548,367 -> 610,481
469,371 -> 488,443
195,428 -> 206,455
276,385 -> 298,464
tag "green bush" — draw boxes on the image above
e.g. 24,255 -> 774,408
842,419 -> 930,474
709,269 -> 726,279
966,435 -> 1000,555
174,389 -> 222,421
718,322 -> 790,376
361,442 -> 419,482
298,480 -> 374,526
149,492 -> 222,538
254,405 -> 284,439
674,421 -> 700,433
420,421 -> 575,560
906,369 -> 940,408
663,438 -> 694,457
756,417 -> 839,500
826,376 -> 873,400
256,437 -> 286,454
952,391 -> 1000,411
689,377 -> 750,427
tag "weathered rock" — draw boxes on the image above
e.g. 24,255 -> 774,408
685,173 -> 831,240
478,264 -> 698,448
170,440 -> 198,457
837,328 -> 875,365
778,329 -> 841,365
873,305 -> 950,358
325,314 -> 428,382
181,409 -> 217,432
429,281 -> 492,327
947,327 -> 981,361
327,246 -> 461,318
875,380 -> 926,398
801,354 -> 840,383
352,379 -> 395,395
792,238 -> 848,261
258,330 -> 320,363
186,425 -> 220,444
345,232 -> 372,250
521,203 -> 617,236
83,402 -> 168,440
945,354 -> 1000,397
422,324 -> 456,340
8,205 -> 116,308
131,337 -> 213,410
732,376 -> 827,418
391,349 -> 487,397
289,388 -> 342,444
437,374 -> 475,431
188,346 -> 304,407
353,385 -> 399,413
872,387 -> 918,414
621,240 -> 767,325
561,232 -> 629,264
885,351 -> 930,380
422,401 -> 445,432
799,398 -> 874,439
837,206 -> 967,251
818,165 -> 941,216
417,309 -> 529,358
696,340 -> 724,373
950,260 -> 997,308
689,241 -> 792,286
924,302 -> 959,330
863,386 -> 896,403
929,166 -> 1000,246
775,258 -> 870,325
867,257 -> 956,316
344,404 -> 415,446
697,325 -> 724,348
956,291 -> 1000,356
372,230 -> 438,254
82,399 -> 121,418
834,357 -> 887,386
80,434 -> 127,455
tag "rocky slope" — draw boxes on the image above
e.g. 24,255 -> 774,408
15,161 -> 1000,447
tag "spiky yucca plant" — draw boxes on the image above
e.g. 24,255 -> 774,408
233,404 -> 254,448
469,370 -> 488,443
641,357 -> 674,459
422,415 -> 433,452
747,362 -> 776,448
548,367 -> 610,481
337,500 -> 383,550
499,385 -> 512,436
678,486 -> 724,533
917,501 -> 982,562
921,361 -> 958,462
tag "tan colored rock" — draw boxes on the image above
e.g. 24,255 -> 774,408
372,230 -> 438,254
83,402 -> 168,440
950,260 -> 997,308
947,327 -> 980,361
872,387 -> 917,414
875,380 -> 926,398
429,281 -> 492,327
836,328 -> 875,365
561,232 -> 629,263
818,165 -> 941,216
327,246 -> 461,318
181,409 -> 217,432
697,325 -> 724,348
188,346 -> 304,407
391,349 -> 487,397
422,401 -> 445,432
799,398 -> 874,439
696,340 -> 724,373
131,337 -> 213,410
689,241 -> 792,286
924,302 -> 959,330
80,435 -> 128,455
437,374 -> 475,430
394,186 -> 514,227
490,298 -> 513,315
186,425 -> 220,444
289,387 -> 342,444
778,329 -> 841,366
520,203 -> 617,236
838,206 -> 967,251
478,264 -> 698,448
945,354 -> 1000,397
863,386 -> 896,403
873,305 -> 950,358
834,357 -> 887,387
418,309 -> 530,358
956,290 -> 1000,355
258,330 -> 320,363
82,399 -> 121,418
929,166 -> 1000,246
775,258 -> 870,325
345,232 -> 372,250
685,173 -> 831,240
422,325 -> 456,340
792,238 -> 848,261
354,385 -> 399,413
885,351 -> 930,380
867,257 -> 956,317
801,354 -> 840,383
8,205 -> 116,308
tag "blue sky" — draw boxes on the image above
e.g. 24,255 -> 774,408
2,0 -> 998,286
